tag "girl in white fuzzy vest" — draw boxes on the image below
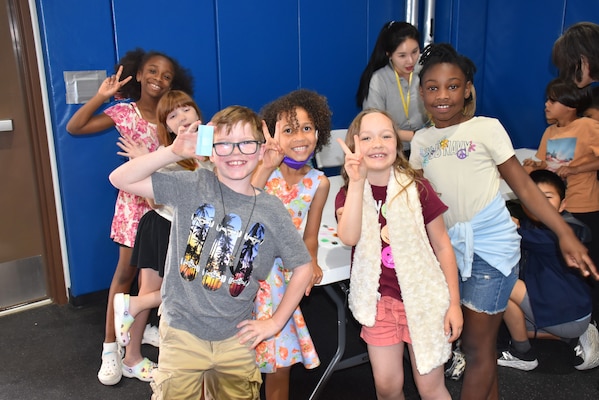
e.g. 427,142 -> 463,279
335,109 -> 462,400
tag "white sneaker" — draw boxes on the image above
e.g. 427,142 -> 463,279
574,322 -> 599,370
142,324 -> 160,348
98,342 -> 122,385
497,349 -> 539,371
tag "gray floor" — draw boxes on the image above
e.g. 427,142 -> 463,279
1,285 -> 599,399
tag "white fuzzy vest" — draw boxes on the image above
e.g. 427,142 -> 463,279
348,170 -> 451,374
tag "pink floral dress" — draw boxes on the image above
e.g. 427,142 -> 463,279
104,102 -> 159,247
254,167 -> 323,373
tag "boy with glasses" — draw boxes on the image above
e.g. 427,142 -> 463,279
109,105 -> 313,399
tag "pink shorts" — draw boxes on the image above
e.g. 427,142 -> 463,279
360,296 -> 411,347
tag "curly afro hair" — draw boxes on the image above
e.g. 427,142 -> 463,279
116,48 -> 194,101
260,89 -> 332,153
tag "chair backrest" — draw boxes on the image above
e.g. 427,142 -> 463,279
315,129 -> 347,169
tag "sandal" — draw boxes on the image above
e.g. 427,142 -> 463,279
114,293 -> 135,346
122,357 -> 157,382
97,342 -> 122,385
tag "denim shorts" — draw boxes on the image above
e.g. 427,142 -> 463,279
459,253 -> 518,314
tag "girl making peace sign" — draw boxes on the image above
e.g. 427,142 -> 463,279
67,49 -> 193,385
335,109 -> 462,400
252,89 -> 332,400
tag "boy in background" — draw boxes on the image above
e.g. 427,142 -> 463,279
498,170 -> 599,371
524,78 -> 599,324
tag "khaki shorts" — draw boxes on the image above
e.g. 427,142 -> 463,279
151,322 -> 262,400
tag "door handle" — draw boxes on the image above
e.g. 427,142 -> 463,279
0,119 -> 13,132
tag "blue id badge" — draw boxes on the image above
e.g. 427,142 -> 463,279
195,125 -> 214,156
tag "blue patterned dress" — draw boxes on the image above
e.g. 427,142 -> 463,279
254,167 -> 322,372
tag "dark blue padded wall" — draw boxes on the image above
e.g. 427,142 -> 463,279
564,0 -> 599,28
36,0 -> 406,298
216,0 -> 300,113
111,2 -> 220,120
482,0 -> 570,149
435,0 -> 599,149
36,1 -> 120,298
300,0 -> 406,128
302,0 -> 369,127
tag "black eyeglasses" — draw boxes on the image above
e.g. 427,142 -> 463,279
212,140 -> 263,156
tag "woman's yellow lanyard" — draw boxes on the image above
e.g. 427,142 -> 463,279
394,69 -> 412,119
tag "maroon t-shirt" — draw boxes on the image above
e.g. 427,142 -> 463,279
335,178 -> 447,300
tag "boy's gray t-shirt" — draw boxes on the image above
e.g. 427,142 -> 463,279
152,168 -> 311,341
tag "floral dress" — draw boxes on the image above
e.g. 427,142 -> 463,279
254,167 -> 323,372
105,102 -> 159,247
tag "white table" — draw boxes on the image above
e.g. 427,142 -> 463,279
500,148 -> 538,200
311,175 -> 364,400
317,175 -> 352,285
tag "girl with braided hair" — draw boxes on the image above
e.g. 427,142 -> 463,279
410,43 -> 597,399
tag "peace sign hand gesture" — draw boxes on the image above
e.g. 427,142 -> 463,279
260,120 -> 285,170
337,135 -> 367,182
97,65 -> 133,99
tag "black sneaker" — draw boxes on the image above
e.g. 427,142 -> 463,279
497,347 -> 538,371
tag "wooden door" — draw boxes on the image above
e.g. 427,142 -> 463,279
0,0 -> 66,310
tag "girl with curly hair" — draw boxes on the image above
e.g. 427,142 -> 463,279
252,89 -> 332,400
66,48 -> 194,385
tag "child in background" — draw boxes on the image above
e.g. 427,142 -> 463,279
109,106 -> 313,399
66,48 -> 194,385
582,85 -> 599,187
523,79 -> 599,318
583,88 -> 599,316
113,90 -> 212,381
582,86 -> 599,121
409,43 -> 597,400
252,89 -> 331,400
356,21 -> 428,154
335,109 -> 462,399
522,78 -> 597,175
498,169 -> 599,372
552,21 -> 599,88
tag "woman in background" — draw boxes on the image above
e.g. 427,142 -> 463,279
356,21 -> 428,155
